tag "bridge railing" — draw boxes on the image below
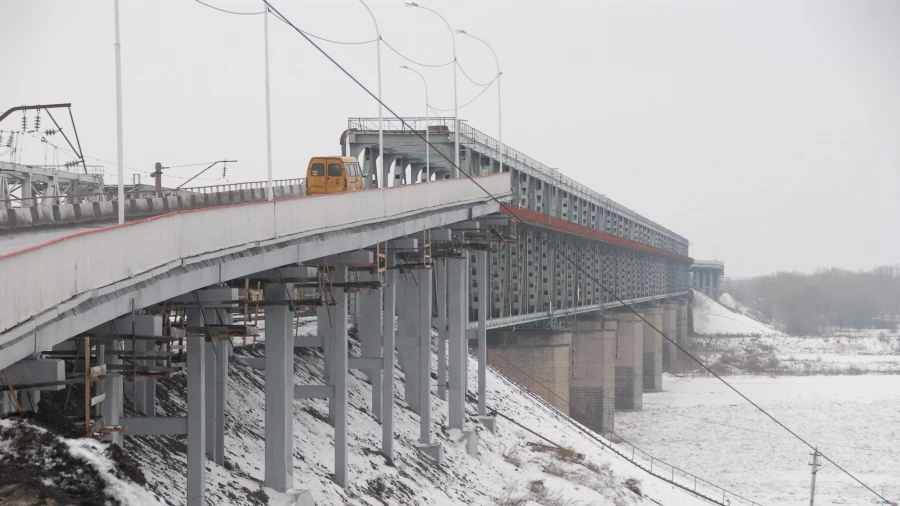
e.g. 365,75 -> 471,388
0,179 -> 304,207
486,348 -> 762,506
348,117 -> 455,132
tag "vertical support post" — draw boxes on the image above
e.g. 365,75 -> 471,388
186,337 -> 206,506
418,266 -> 433,444
358,270 -> 383,421
447,257 -> 467,430
809,448 -> 819,506
477,250 -> 488,417
436,259 -> 448,400
318,304 -> 335,425
332,267 -> 349,487
381,253 -> 397,460
214,338 -> 228,465
264,283 -> 294,492
101,339 -> 123,446
204,340 -> 217,460
398,270 -> 419,413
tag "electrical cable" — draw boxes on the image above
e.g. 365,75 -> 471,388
456,60 -> 494,87
382,38 -> 454,67
191,0 -> 264,16
261,3 -> 894,503
427,74 -> 498,113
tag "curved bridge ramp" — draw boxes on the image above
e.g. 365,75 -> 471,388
0,174 -> 510,370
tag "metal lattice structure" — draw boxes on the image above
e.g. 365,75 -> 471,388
346,118 -> 692,329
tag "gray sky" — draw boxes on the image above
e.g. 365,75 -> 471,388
2,0 -> 898,278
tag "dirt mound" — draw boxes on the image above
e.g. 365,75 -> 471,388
0,418 -> 111,505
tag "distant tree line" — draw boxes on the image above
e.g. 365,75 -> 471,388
728,265 -> 900,335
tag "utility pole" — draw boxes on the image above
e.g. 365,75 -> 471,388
152,162 -> 162,197
809,447 -> 821,506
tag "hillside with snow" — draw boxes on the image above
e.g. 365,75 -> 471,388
122,318 -> 715,506
0,315 -> 742,506
692,289 -> 780,336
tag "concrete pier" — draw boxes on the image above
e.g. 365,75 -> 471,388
263,283 -> 295,492
676,299 -> 690,370
614,311 -> 644,410
662,303 -> 678,372
488,329 -> 572,414
569,317 -> 616,437
642,306 -> 663,391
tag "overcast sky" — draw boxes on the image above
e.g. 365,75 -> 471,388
2,0 -> 897,277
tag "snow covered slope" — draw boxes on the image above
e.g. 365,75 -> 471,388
692,289 -> 780,336
127,318 -> 715,506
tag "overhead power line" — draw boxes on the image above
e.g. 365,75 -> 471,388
191,0 -> 264,15
260,2 -> 894,504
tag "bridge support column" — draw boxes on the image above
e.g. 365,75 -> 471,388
318,305 -> 335,425
415,263 -> 442,462
358,270 -> 383,421
331,267 -> 350,487
121,315 -> 162,418
676,299 -> 689,370
381,253 -> 397,460
662,303 -> 677,372
446,257 -> 468,430
447,256 -> 477,457
475,250 -> 495,433
435,259 -> 448,400
264,283 -> 294,492
570,316 -> 616,437
397,269 -> 419,414
184,287 -> 236,466
642,307 -> 663,392
186,336 -> 206,506
614,311 -> 644,410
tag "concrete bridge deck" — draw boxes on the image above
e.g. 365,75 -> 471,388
0,173 -> 510,370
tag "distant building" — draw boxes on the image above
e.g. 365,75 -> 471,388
691,260 -> 725,299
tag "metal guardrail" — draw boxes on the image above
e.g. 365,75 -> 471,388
486,348 -> 762,506
0,179 -> 304,207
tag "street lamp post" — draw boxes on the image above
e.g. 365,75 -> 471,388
113,0 -> 125,224
358,0 -> 384,188
399,66 -> 429,182
405,2 -> 458,178
263,3 -> 274,201
457,29 -> 502,175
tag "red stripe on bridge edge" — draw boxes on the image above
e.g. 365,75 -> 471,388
500,205 -> 693,263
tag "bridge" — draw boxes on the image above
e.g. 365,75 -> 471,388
0,117 -> 693,505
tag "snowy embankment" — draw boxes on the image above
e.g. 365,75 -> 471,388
691,289 -> 780,336
126,318 -> 712,506
690,290 -> 900,375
